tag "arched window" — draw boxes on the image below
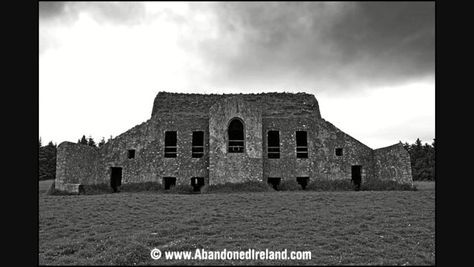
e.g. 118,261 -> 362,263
228,118 -> 244,153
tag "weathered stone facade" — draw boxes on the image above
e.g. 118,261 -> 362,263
55,92 -> 412,193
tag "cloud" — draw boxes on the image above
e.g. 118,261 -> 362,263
39,2 -> 147,54
40,2 -> 434,91
39,2 -> 79,24
39,2 -> 146,24
182,2 -> 434,93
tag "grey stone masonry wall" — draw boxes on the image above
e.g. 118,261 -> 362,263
209,96 -> 263,184
152,92 -> 321,119
153,115 -> 209,185
263,116 -> 316,181
98,120 -> 159,185
97,115 -> 209,187
374,143 -> 413,184
315,119 -> 375,183
55,91 -> 413,193
262,117 -> 375,184
55,142 -> 101,192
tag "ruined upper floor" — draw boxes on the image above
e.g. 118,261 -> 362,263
151,92 -> 322,119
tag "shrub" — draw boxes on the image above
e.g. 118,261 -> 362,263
199,184 -> 209,194
46,181 -> 78,195
206,181 -> 273,193
82,183 -> 112,195
165,184 -> 194,194
305,179 -> 354,191
361,179 -> 417,191
121,182 -> 163,192
278,179 -> 302,191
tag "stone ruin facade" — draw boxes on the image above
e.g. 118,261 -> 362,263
55,92 -> 412,193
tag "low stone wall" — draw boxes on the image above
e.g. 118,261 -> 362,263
55,142 -> 102,192
374,143 -> 413,184
55,181 -> 82,194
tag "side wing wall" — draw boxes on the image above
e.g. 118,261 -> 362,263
55,141 -> 102,192
315,119 -> 375,183
373,143 -> 413,184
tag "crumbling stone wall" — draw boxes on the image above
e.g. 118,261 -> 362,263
98,120 -> 159,185
374,143 -> 413,184
209,96 -> 263,184
152,92 -> 321,119
315,119 -> 375,183
262,116 -> 374,185
152,115 -> 209,185
55,91 -> 412,193
55,142 -> 102,192
263,116 -> 316,181
97,115 -> 209,187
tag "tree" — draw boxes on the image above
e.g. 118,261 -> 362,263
39,141 -> 57,181
78,135 -> 88,145
405,138 -> 435,181
402,142 -> 410,153
98,137 -> 106,148
87,136 -> 96,147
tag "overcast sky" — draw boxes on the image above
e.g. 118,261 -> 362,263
39,2 -> 434,148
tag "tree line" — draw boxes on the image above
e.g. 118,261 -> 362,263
402,138 -> 435,181
38,139 -> 57,181
38,136 -> 435,181
77,135 -> 109,148
38,135 -> 111,181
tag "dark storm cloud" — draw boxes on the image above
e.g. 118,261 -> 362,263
39,2 -> 67,19
39,2 -> 146,25
194,2 -> 434,92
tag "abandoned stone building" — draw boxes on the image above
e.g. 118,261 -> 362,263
55,92 -> 412,193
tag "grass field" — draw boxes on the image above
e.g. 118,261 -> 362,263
413,181 -> 435,191
39,180 -> 435,265
39,179 -> 54,194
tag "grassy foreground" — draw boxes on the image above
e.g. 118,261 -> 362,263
39,181 -> 435,265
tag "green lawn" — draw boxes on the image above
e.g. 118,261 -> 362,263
39,189 -> 435,265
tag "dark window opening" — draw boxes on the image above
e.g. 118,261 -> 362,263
191,177 -> 205,192
164,131 -> 177,158
267,130 -> 280,159
228,119 -> 244,153
351,165 -> 362,191
297,177 -> 309,190
335,148 -> 343,156
110,167 -> 122,193
296,131 -> 308,158
163,177 -> 176,190
127,149 -> 135,159
192,131 -> 204,158
267,177 -> 281,190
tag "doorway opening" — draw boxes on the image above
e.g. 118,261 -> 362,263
296,177 -> 310,190
110,167 -> 122,193
267,177 -> 281,190
191,177 -> 205,192
163,177 -> 176,190
351,165 -> 362,191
